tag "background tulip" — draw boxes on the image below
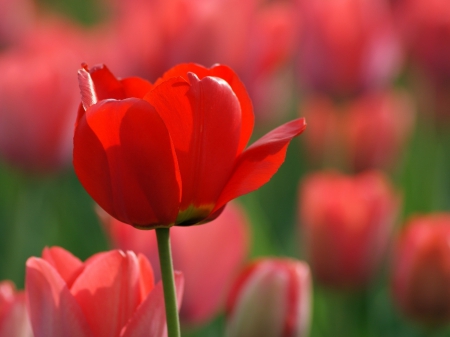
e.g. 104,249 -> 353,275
100,201 -> 249,326
391,214 -> 450,325
26,246 -> 184,337
0,281 -> 33,337
299,170 -> 399,289
225,258 -> 312,337
74,63 -> 306,229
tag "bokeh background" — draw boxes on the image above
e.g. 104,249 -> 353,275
1,0 -> 450,336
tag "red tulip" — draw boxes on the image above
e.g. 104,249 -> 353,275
299,170 -> 399,289
74,63 -> 306,229
100,201 -> 249,325
26,246 -> 183,337
392,214 -> 450,325
0,20 -> 91,173
296,0 -> 402,97
225,258 -> 312,337
301,90 -> 415,171
0,281 -> 33,337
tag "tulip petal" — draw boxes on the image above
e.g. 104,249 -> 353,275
0,292 -> 32,337
26,258 -> 92,337
120,77 -> 153,99
145,75 -> 241,219
214,118 -> 306,211
155,63 -> 254,153
137,254 -> 155,302
73,98 -> 181,227
42,247 -> 84,289
70,251 -> 141,337
122,272 -> 184,337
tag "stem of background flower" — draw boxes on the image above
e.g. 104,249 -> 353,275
156,227 -> 181,337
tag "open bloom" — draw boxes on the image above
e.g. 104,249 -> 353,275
100,201 -> 249,325
0,281 -> 33,337
225,258 -> 312,337
299,170 -> 399,289
26,247 -> 183,337
74,63 -> 306,228
392,214 -> 450,325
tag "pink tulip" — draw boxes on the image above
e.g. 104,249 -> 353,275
0,0 -> 34,47
26,246 -> 183,337
0,19 -> 91,173
225,258 -> 312,337
0,281 -> 33,337
296,0 -> 402,97
100,201 -> 249,325
392,214 -> 450,325
299,170 -> 399,289
300,90 -> 415,171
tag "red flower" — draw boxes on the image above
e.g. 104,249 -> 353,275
74,63 -> 306,228
299,170 -> 399,289
0,281 -> 33,337
391,214 -> 450,325
26,247 -> 183,337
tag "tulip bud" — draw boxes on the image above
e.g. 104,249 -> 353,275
225,259 -> 311,337
0,281 -> 33,337
299,170 -> 399,289
392,214 -> 450,325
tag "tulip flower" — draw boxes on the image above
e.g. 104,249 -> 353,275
26,246 -> 184,337
74,63 -> 306,229
0,281 -> 33,337
100,201 -> 249,325
391,214 -> 450,325
225,258 -> 312,337
300,90 -> 415,171
299,170 -> 399,289
296,0 -> 402,97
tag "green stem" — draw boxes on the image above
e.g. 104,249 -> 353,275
156,227 -> 181,337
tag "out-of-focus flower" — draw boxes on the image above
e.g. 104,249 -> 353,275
100,201 -> 249,325
0,0 -> 34,47
100,0 -> 299,120
0,281 -> 33,337
299,170 -> 399,289
392,214 -> 450,325
26,246 -> 184,337
300,90 -> 415,171
74,63 -> 306,229
296,0 -> 402,97
0,20 -> 89,174
225,258 -> 312,337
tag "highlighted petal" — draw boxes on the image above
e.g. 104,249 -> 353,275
215,118 -> 306,211
73,98 -> 181,227
70,251 -> 141,337
26,258 -> 93,337
145,75 -> 241,212
122,272 -> 184,337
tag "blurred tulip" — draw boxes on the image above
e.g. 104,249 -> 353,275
299,170 -> 399,289
74,63 -> 306,229
100,0 -> 299,120
0,20 -> 90,174
392,214 -> 450,325
100,201 -> 249,325
0,0 -> 34,48
296,0 -> 402,97
26,246 -> 183,337
225,258 -> 311,337
0,281 -> 33,337
301,90 -> 414,171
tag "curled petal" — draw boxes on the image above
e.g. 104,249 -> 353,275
215,118 -> 306,211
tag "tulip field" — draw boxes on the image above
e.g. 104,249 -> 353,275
1,0 -> 450,336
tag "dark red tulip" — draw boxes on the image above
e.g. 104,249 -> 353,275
74,63 -> 306,229
392,214 -> 450,325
